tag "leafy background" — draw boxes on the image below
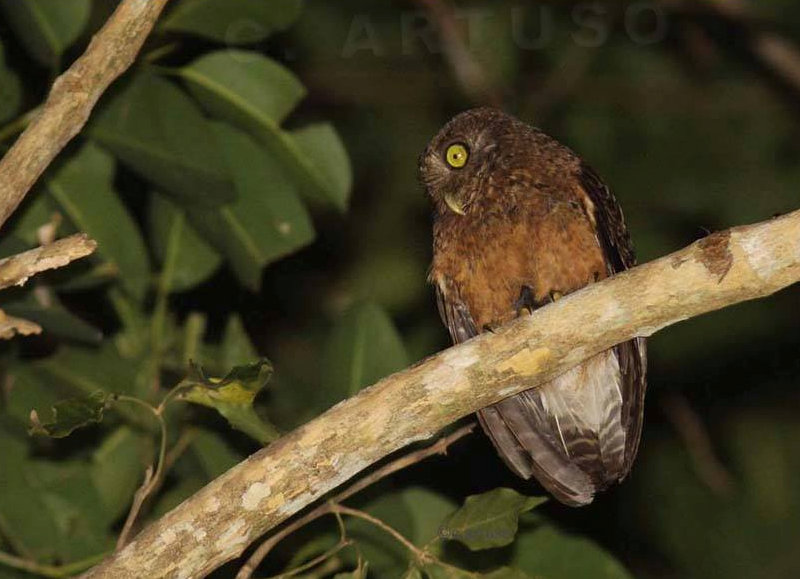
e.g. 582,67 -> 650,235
0,0 -> 799,577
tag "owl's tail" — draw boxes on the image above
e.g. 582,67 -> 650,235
477,346 -> 640,506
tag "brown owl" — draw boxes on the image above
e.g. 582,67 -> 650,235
419,108 -> 647,506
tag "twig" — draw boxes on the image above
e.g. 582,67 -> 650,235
330,505 -> 430,563
0,233 -> 96,290
162,428 -> 198,473
706,0 -> 800,92
236,424 -> 474,579
670,0 -> 800,97
266,539 -> 352,579
116,466 -> 155,551
113,396 -> 169,551
661,392 -> 735,495
413,0 -> 505,106
81,209 -> 800,579
0,309 -> 41,339
0,0 -> 170,231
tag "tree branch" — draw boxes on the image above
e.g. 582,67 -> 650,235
236,423 -> 475,579
81,209 -> 800,579
669,0 -> 800,97
0,0 -> 169,231
413,0 -> 506,106
0,233 -> 97,290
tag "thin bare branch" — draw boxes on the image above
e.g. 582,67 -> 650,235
81,210 -> 800,579
661,392 -> 735,495
670,0 -> 800,96
0,310 -> 41,340
0,0 -> 170,231
0,233 -> 96,290
413,0 -> 506,106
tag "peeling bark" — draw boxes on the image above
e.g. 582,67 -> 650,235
81,209 -> 800,579
0,234 -> 96,290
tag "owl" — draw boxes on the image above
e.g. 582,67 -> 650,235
419,108 -> 647,506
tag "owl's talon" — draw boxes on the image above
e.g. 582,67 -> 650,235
482,323 -> 501,334
513,285 -> 536,312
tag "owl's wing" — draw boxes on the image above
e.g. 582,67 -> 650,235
473,165 -> 647,506
432,165 -> 646,506
578,162 -> 647,475
434,281 -> 478,344
578,163 -> 636,271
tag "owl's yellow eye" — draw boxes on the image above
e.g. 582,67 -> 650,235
445,143 -> 469,168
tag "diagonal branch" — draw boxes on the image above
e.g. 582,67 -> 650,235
0,0 -> 170,231
81,209 -> 800,579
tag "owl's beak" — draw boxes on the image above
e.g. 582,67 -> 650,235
444,192 -> 466,215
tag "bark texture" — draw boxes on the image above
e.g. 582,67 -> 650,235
0,0 -> 169,230
0,233 -> 96,290
81,209 -> 800,579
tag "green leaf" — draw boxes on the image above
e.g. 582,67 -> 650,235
287,122 -> 352,210
0,436 -> 61,561
1,367 -> 64,431
0,435 -> 111,563
0,41 -> 21,123
179,50 -> 306,127
0,0 -> 91,67
334,560 -> 369,579
30,459 -> 111,559
149,193 -> 221,293
23,343 -> 149,427
161,0 -> 302,44
90,73 -> 235,208
176,359 -> 279,444
439,489 -> 547,551
187,123 -> 315,290
29,390 -> 111,438
191,428 -> 245,479
91,426 -> 152,523
320,302 -> 408,409
177,50 -> 352,210
423,564 -> 530,579
510,520 -> 632,579
422,562 -> 476,579
402,487 -> 458,546
482,568 -> 532,579
46,142 -> 151,300
3,189 -> 56,246
219,315 -> 258,370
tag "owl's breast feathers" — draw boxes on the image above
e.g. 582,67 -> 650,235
431,177 -> 607,330
430,158 -> 646,506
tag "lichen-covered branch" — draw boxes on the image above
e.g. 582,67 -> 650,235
81,209 -> 800,579
0,0 -> 169,231
0,233 -> 96,290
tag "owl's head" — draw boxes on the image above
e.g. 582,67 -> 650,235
419,107 -> 523,216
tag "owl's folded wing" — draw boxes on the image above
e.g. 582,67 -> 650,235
578,162 -> 647,472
